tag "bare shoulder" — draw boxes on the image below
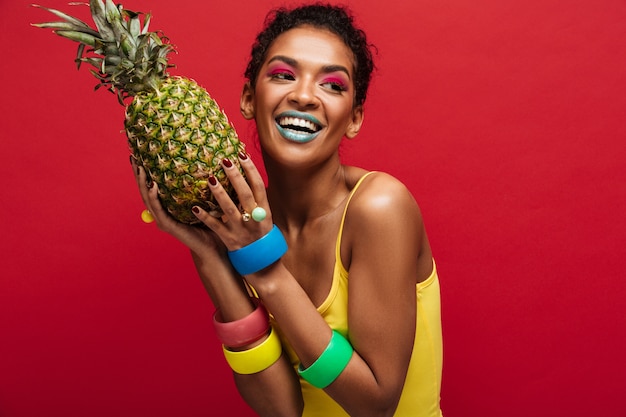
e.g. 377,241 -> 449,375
346,170 -> 423,222
343,168 -> 432,275
342,169 -> 433,282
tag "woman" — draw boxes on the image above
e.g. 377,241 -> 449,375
132,4 -> 443,416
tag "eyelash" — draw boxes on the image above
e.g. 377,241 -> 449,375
321,79 -> 348,92
269,69 -> 295,81
268,69 -> 348,93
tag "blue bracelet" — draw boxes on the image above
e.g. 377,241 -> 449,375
227,225 -> 288,275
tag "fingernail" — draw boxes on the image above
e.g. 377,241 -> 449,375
222,158 -> 233,168
208,175 -> 218,186
238,151 -> 248,160
192,206 -> 200,214
146,180 -> 153,189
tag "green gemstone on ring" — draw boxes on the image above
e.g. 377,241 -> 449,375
251,207 -> 267,222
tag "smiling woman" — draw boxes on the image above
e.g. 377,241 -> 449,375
131,4 -> 443,417
243,25 -> 365,173
5,0 -> 626,415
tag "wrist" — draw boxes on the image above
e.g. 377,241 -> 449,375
243,261 -> 288,299
227,225 -> 288,276
213,300 -> 271,348
222,326 -> 283,374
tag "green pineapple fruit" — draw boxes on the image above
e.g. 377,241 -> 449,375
33,0 -> 245,224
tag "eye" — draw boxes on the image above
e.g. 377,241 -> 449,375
320,77 -> 348,93
269,68 -> 295,81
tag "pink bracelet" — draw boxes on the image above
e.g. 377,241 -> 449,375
213,301 -> 270,348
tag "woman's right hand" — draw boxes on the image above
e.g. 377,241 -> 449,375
130,156 -> 227,261
131,156 -> 258,319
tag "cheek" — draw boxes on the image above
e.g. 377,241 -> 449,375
253,87 -> 281,116
330,104 -> 356,127
249,89 -> 270,117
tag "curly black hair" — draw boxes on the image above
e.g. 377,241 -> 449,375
244,3 -> 376,106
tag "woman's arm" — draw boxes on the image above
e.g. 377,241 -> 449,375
254,175 -> 425,417
339,173 -> 430,414
197,160 -> 428,417
131,159 -> 304,416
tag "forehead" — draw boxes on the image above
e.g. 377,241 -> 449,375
265,26 -> 355,73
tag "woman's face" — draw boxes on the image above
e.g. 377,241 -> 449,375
241,25 -> 364,169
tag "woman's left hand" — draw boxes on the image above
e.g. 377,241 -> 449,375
191,153 -> 274,250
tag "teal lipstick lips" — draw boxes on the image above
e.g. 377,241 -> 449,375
275,111 -> 322,143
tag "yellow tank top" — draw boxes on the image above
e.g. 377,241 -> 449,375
272,172 -> 443,416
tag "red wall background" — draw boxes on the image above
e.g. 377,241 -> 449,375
1,0 -> 625,416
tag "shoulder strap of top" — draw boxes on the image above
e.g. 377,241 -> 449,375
335,171 -> 377,261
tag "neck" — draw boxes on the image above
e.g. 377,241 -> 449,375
265,159 -> 350,230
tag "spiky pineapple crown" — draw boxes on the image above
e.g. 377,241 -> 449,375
33,0 -> 174,103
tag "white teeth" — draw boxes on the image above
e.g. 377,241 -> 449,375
278,117 -> 319,132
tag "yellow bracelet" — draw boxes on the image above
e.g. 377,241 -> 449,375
222,326 -> 282,374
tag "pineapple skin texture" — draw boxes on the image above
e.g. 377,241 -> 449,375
125,76 -> 244,224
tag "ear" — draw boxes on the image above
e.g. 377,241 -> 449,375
345,105 -> 364,139
240,82 -> 255,120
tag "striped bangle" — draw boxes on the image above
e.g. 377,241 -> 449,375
222,326 -> 282,374
227,225 -> 288,275
213,301 -> 270,348
298,330 -> 354,389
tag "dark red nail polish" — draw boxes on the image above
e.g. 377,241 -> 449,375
208,175 -> 218,186
222,158 -> 233,168
192,206 -> 200,214
238,151 -> 248,160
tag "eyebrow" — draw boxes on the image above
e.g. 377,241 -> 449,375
267,55 -> 352,79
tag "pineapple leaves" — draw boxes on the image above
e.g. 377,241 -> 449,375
31,4 -> 91,29
79,56 -> 102,70
127,12 -> 141,39
31,21 -> 100,38
142,13 -> 152,35
89,0 -> 115,40
75,43 -> 86,69
104,0 -> 122,23
34,0 -> 176,100
55,30 -> 98,47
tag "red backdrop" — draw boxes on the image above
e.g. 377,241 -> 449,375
1,0 -> 625,416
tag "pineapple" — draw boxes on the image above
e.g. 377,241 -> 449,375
32,0 -> 245,224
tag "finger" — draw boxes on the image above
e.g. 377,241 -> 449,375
130,155 -> 140,185
237,152 -> 269,207
221,157 -> 256,212
130,156 -> 151,206
207,169 -> 243,225
143,179 -> 163,217
192,203 -> 266,250
191,202 -> 230,236
136,166 -> 174,229
194,174 -> 271,249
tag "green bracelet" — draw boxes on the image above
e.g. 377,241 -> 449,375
298,330 -> 354,389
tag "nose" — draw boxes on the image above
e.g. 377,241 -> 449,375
288,77 -> 318,108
